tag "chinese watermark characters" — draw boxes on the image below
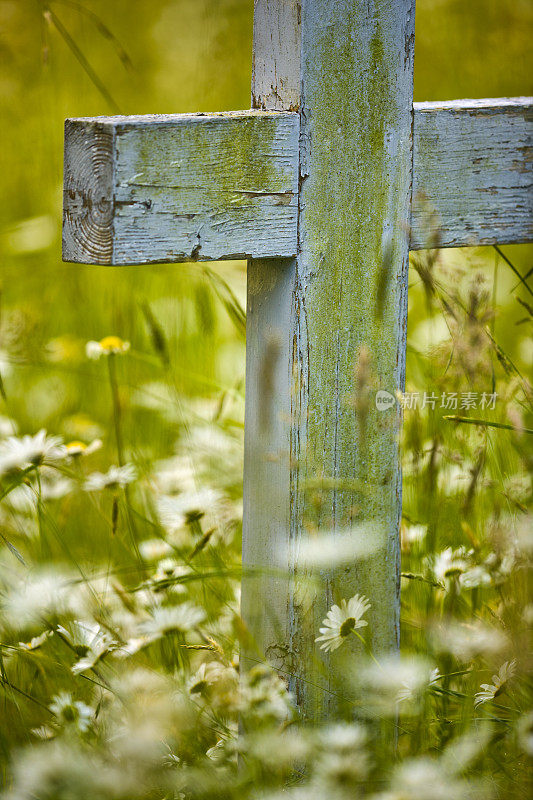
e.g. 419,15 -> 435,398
375,390 -> 498,412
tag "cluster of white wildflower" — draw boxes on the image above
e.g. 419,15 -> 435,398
241,728 -> 312,774
0,259 -> 530,800
150,422 -> 244,553
397,666 -> 441,704
373,756 -> 480,800
139,602 -> 205,638
187,660 -> 239,713
139,537 -> 174,562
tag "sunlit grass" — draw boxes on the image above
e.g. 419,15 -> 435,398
0,1 -> 531,797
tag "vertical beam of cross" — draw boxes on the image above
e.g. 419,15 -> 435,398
242,0 -> 416,720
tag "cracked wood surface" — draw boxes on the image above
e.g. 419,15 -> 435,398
63,111 -> 299,264
411,98 -> 533,249
242,0 -> 416,722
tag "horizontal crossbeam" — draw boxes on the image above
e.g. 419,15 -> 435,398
411,98 -> 532,249
63,99 -> 532,265
63,111 -> 299,264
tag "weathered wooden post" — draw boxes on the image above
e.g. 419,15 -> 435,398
242,0 -> 415,720
62,0 -> 532,722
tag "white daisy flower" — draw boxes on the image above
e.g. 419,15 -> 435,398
239,664 -> 294,722
156,487 -> 222,528
357,656 -> 433,716
296,524 -> 385,569
318,722 -> 367,751
315,594 -> 371,652
433,546 -> 469,586
402,523 -> 428,547
0,429 -> 66,475
397,666 -> 441,703
84,464 -> 137,491
86,336 -> 130,359
152,454 -> 197,495
1,470 -> 72,515
138,602 -> 206,639
433,620 -> 508,661
142,559 -> 190,594
517,710 -> 533,756
118,602 -> 204,657
315,722 -> 369,783
206,739 -> 227,763
39,471 -> 75,501
139,538 -> 173,561
49,692 -> 93,733
459,565 -> 491,589
31,725 -> 55,740
18,630 -> 53,651
56,621 -> 115,674
188,661 -> 226,695
3,569 -> 84,631
65,439 -> 102,458
115,636 -> 153,658
389,758 -> 471,800
474,659 -> 517,707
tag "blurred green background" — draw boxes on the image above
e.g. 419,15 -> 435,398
0,3 -> 531,785
0,0 -> 531,460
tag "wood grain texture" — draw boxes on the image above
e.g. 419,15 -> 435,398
63,119 -> 114,263
411,98 -> 533,249
242,0 -> 416,722
63,111 -> 299,264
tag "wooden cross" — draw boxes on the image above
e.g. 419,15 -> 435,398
63,1 -> 532,721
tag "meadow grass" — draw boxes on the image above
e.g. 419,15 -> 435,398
0,1 -> 531,797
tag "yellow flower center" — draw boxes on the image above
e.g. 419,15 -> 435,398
99,336 -> 126,352
66,441 -> 86,453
